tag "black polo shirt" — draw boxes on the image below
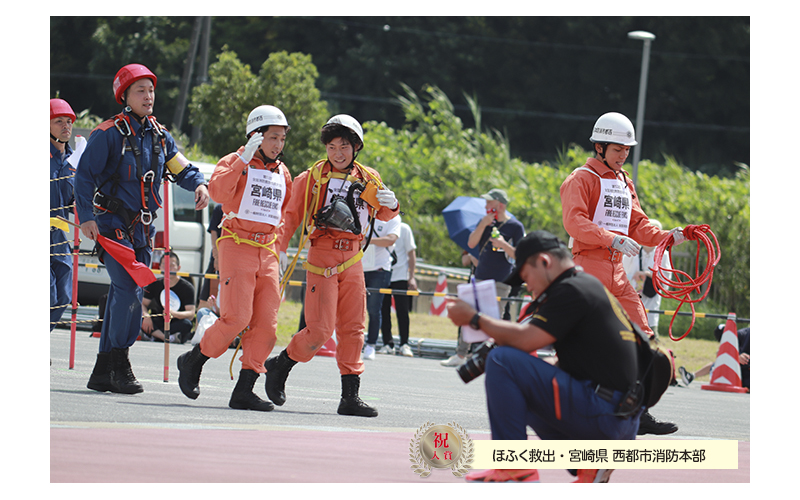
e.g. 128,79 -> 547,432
526,268 -> 639,392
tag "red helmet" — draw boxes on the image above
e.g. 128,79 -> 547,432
113,63 -> 157,104
50,98 -> 76,122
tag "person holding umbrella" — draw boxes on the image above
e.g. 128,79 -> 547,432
441,188 -> 525,367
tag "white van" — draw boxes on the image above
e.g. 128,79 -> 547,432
71,161 -> 218,304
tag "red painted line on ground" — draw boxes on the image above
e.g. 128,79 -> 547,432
51,428 -> 749,483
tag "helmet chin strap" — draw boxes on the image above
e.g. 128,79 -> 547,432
596,143 -> 613,170
124,105 -> 148,124
343,146 -> 361,172
50,133 -> 68,144
258,149 -> 283,166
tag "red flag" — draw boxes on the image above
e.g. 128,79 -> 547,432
96,234 -> 157,287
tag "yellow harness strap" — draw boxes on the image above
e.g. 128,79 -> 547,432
279,160 -> 381,292
217,227 -> 279,259
302,248 -> 364,278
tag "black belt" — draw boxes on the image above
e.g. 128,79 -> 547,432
594,384 -> 618,403
93,191 -> 156,228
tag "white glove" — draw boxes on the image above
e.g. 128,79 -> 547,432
241,132 -> 263,164
376,188 -> 398,209
669,227 -> 686,246
279,251 -> 288,274
611,235 -> 640,257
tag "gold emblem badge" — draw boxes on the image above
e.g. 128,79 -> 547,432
409,421 -> 473,477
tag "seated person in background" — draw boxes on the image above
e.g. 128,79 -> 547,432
141,252 -> 196,344
679,324 -> 750,390
194,270 -> 238,349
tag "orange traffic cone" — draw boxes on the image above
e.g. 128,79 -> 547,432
316,330 -> 337,357
702,313 -> 748,393
430,273 -> 448,317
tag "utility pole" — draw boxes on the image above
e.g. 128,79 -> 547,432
191,16 -> 211,145
172,16 -> 204,135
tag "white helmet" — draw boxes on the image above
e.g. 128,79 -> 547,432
246,105 -> 290,136
326,114 -> 364,146
589,112 -> 638,146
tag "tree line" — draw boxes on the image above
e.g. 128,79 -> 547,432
50,17 -> 750,332
50,16 -> 749,176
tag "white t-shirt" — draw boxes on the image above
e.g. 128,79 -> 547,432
390,221 -> 417,282
361,215 -> 402,272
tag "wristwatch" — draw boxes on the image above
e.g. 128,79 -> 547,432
470,312 -> 483,330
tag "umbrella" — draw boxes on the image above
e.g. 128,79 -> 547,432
442,196 -> 515,259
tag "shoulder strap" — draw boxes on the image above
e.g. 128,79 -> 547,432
573,166 -> 602,179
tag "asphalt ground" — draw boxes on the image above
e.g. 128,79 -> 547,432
49,327 -> 750,487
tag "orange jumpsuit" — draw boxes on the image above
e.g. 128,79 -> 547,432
279,161 -> 399,375
560,157 -> 668,337
198,148 -> 293,372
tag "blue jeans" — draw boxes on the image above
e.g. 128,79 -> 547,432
364,269 -> 391,346
484,346 -> 642,440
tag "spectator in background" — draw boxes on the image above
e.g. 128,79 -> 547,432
679,324 -> 750,390
441,188 -> 525,367
50,98 -> 76,332
363,215 -> 401,359
141,252 -> 196,344
197,203 -> 223,305
381,217 -> 418,357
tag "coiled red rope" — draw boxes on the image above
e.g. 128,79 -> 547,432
651,224 -> 721,341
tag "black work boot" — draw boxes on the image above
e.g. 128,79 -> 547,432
637,410 -> 678,435
87,352 -> 114,392
109,347 -> 143,394
177,344 -> 209,400
229,369 -> 274,412
337,374 -> 378,417
264,349 -> 297,406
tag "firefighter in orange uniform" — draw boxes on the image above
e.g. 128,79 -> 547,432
560,112 -> 687,339
264,114 -> 400,417
177,105 -> 292,412
560,112 -> 688,436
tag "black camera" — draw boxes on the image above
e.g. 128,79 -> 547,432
457,341 -> 496,384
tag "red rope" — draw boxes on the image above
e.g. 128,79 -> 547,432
651,224 -> 721,341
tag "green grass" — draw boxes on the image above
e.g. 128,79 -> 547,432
277,300 -> 721,379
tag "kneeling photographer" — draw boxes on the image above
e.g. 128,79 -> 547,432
446,231 -> 664,483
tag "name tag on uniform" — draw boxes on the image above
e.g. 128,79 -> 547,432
591,177 -> 632,235
237,167 -> 286,226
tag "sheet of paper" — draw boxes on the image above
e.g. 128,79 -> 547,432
457,279 -> 501,343
67,135 -> 87,168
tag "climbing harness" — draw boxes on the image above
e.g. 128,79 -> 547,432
651,224 -> 721,341
93,112 -> 169,239
279,160 -> 384,295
